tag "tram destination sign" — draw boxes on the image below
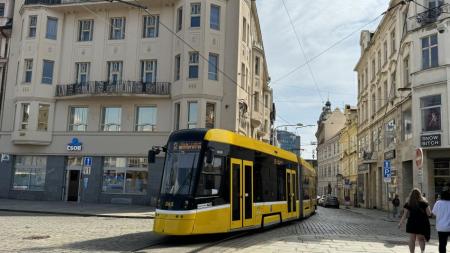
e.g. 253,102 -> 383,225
421,134 -> 441,147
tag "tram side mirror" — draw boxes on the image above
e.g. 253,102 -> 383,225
148,150 -> 158,164
206,148 -> 214,164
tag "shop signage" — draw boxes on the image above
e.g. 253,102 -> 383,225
83,167 -> 91,175
83,157 -> 92,166
421,134 -> 441,147
358,164 -> 369,173
67,138 -> 82,151
416,148 -> 424,169
384,150 -> 396,160
1,154 -> 10,163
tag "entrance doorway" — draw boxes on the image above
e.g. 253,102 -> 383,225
67,170 -> 81,202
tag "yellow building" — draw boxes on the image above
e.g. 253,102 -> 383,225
338,105 -> 358,206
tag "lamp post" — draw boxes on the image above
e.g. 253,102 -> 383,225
295,125 -> 314,157
273,123 -> 304,146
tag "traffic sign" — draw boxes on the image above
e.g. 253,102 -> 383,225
383,160 -> 392,183
84,157 -> 93,166
416,148 -> 423,169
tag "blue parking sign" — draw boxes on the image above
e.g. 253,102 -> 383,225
84,157 -> 93,166
383,160 -> 391,182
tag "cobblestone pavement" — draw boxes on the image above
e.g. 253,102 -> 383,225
0,207 -> 441,253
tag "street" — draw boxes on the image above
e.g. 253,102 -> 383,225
0,207 -> 440,253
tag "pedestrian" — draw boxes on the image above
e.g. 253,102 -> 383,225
392,194 -> 400,218
399,188 -> 431,253
432,186 -> 450,253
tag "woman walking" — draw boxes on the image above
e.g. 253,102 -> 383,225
399,188 -> 431,253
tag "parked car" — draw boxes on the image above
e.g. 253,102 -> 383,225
324,196 -> 340,208
318,195 -> 327,206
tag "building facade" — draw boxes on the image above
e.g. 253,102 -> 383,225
338,105 -> 358,205
276,129 -> 301,157
316,101 -> 346,197
0,0 -> 274,205
355,0 -> 450,210
0,0 -> 13,126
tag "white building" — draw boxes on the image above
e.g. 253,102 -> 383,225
0,0 -> 274,205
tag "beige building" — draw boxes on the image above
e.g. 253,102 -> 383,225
316,101 -> 346,197
0,0 -> 13,124
338,105 -> 358,205
0,0 -> 274,205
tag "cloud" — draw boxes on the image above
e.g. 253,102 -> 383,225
257,0 -> 389,159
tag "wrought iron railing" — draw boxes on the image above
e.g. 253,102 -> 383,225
24,0 -> 61,5
55,81 -> 171,97
416,4 -> 447,24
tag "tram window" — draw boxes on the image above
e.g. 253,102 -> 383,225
277,168 -> 286,201
196,156 -> 224,196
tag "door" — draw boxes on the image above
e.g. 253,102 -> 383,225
67,170 -> 81,202
286,169 -> 296,216
230,158 -> 254,230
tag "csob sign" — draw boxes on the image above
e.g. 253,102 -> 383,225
67,138 -> 82,151
421,134 -> 441,147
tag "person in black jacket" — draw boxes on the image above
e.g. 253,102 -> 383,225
399,188 -> 431,253
392,194 -> 400,218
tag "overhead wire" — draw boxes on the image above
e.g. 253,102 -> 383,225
280,0 -> 324,103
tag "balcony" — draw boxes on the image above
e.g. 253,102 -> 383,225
416,4 -> 446,25
24,0 -> 62,4
55,81 -> 171,98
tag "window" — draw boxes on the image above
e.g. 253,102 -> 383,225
135,106 -> 157,131
20,103 -> 30,130
37,104 -> 50,131
102,107 -> 121,131
110,17 -> 125,40
174,54 -> 181,81
422,34 -> 438,69
143,15 -> 159,38
46,17 -> 58,40
108,61 -> 123,83
377,50 -> 381,72
254,92 -> 259,112
196,156 -> 224,196
404,56 -> 410,87
176,7 -> 183,31
205,103 -> 215,128
402,108 -> 412,141
371,59 -> 376,80
421,94 -> 441,132
208,53 -> 218,80
28,16 -> 37,38
389,71 -> 396,100
191,3 -> 201,28
42,60 -> 54,84
255,56 -> 260,76
384,81 -> 388,105
242,18 -> 247,43
24,59 -> 33,83
141,60 -> 157,83
69,107 -> 88,131
188,52 -> 199,79
78,20 -> 93,41
76,62 -> 90,84
241,63 -> 246,89
377,86 -> 382,110
210,4 -> 220,30
0,4 -> 4,17
12,156 -> 47,191
102,157 -> 148,194
187,102 -> 198,129
385,120 -> 396,148
264,94 -> 269,108
174,102 -> 180,130
371,93 -> 376,116
390,29 -> 396,55
383,41 -> 388,64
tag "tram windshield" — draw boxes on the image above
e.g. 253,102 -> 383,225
160,141 -> 201,195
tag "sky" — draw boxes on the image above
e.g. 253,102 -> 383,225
256,0 -> 389,159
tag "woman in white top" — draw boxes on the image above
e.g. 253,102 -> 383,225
432,187 -> 450,253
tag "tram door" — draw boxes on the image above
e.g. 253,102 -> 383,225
230,158 -> 254,229
286,169 -> 297,217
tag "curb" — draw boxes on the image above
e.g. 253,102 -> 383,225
0,208 -> 155,219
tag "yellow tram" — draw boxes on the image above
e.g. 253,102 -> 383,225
150,129 -> 317,235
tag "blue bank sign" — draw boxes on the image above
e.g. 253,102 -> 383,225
67,138 -> 82,151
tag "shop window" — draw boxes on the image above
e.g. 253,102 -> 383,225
12,156 -> 47,191
434,159 -> 450,200
421,94 -> 441,132
102,157 -> 148,194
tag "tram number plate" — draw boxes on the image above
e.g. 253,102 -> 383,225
197,202 -> 212,209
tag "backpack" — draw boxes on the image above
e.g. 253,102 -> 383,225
393,198 -> 400,206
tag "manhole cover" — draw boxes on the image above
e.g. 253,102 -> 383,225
23,235 -> 50,240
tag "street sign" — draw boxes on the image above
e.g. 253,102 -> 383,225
84,157 -> 93,166
383,160 -> 392,183
416,148 -> 423,169
83,166 -> 91,175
